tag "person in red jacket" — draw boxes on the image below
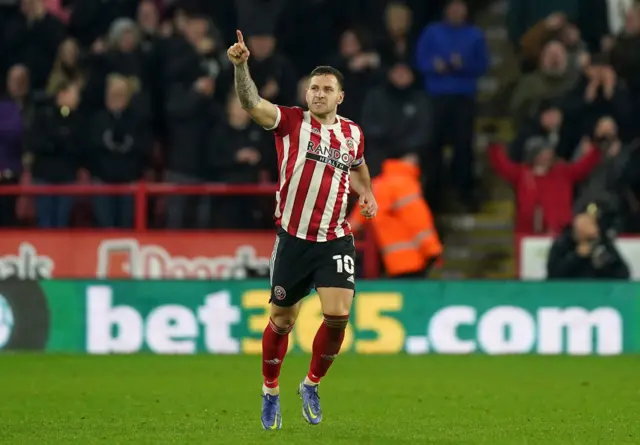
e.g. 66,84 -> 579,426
489,136 -> 601,234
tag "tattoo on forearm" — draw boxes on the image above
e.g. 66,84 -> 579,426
234,64 -> 261,109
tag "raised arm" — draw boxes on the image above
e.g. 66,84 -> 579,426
228,30 -> 279,129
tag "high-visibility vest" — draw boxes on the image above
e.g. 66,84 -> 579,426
349,159 -> 443,276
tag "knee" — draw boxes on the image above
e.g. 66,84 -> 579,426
270,308 -> 297,330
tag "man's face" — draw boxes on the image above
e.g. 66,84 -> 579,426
533,148 -> 555,170
625,8 -> 640,34
248,35 -> 276,61
7,65 -> 29,99
118,29 -> 137,53
596,117 -> 618,138
573,214 -> 600,242
445,1 -> 467,25
106,80 -> 130,112
306,74 -> 344,117
138,1 -> 159,33
540,42 -> 568,75
185,18 -> 208,45
389,64 -> 414,89
540,108 -> 562,130
386,5 -> 411,36
57,84 -> 80,110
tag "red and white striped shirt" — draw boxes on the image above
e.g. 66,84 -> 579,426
266,105 -> 365,242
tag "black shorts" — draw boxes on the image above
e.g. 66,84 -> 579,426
269,227 -> 356,307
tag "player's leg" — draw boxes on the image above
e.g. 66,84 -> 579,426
261,229 -> 315,430
261,301 -> 300,431
262,301 -> 300,395
298,236 -> 356,425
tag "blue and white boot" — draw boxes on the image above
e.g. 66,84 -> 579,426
261,390 -> 282,430
298,380 -> 322,425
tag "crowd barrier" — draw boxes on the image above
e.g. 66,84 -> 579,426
0,183 -> 381,278
0,280 -> 636,355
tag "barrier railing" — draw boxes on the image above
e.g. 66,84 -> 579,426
0,182 -> 381,277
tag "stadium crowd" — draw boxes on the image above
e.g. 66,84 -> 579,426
0,0 -> 638,243
494,0 -> 640,238
0,0 -> 490,230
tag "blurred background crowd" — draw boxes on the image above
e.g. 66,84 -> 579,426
0,0 -> 638,278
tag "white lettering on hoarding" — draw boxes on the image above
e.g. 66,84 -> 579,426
537,307 -> 622,355
96,239 -> 270,279
85,286 -> 241,354
419,306 -> 622,356
0,243 -> 54,279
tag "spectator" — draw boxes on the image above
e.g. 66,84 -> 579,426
47,37 -> 85,95
361,61 -> 430,177
104,18 -> 146,85
137,0 -> 160,53
164,70 -> 218,228
88,74 -> 151,228
510,40 -> 579,127
547,211 -> 630,279
244,32 -> 297,107
6,64 -> 35,129
43,0 -> 70,24
579,0 -> 636,54
519,14 -> 589,71
376,2 -> 415,66
164,14 -> 226,95
618,140 -> 640,233
68,0 -> 138,49
0,87 -> 23,226
2,0 -> 66,90
348,151 -> 443,279
609,5 -> 640,101
329,27 -> 382,120
574,117 -> 639,230
234,0 -> 285,41
488,136 -> 601,234
208,93 -> 271,229
415,0 -> 489,211
136,0 -> 165,137
510,104 -> 577,162
28,81 -> 83,228
507,0 -> 579,46
559,62 -> 634,143
82,17 -> 152,115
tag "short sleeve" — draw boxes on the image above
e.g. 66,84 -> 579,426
264,105 -> 303,137
351,132 -> 365,168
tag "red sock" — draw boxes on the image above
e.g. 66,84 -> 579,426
262,318 -> 292,388
307,314 -> 349,383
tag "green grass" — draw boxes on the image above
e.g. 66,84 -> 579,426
0,355 -> 639,444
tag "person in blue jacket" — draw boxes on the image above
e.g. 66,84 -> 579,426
415,0 -> 488,212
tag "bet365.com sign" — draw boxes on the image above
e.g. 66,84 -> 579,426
3,280 -> 636,356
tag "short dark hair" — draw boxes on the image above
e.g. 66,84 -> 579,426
308,66 -> 345,90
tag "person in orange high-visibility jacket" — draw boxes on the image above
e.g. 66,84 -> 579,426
348,152 -> 443,278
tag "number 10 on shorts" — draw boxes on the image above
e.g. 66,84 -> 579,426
333,255 -> 355,274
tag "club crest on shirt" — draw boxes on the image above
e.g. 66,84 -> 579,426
346,138 -> 355,150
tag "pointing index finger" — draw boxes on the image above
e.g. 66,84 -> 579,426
236,30 -> 244,44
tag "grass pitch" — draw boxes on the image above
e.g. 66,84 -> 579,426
0,354 -> 638,444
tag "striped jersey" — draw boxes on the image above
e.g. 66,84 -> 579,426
266,105 -> 365,242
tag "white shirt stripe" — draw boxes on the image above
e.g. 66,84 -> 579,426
280,112 -> 311,231
274,134 -> 290,219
